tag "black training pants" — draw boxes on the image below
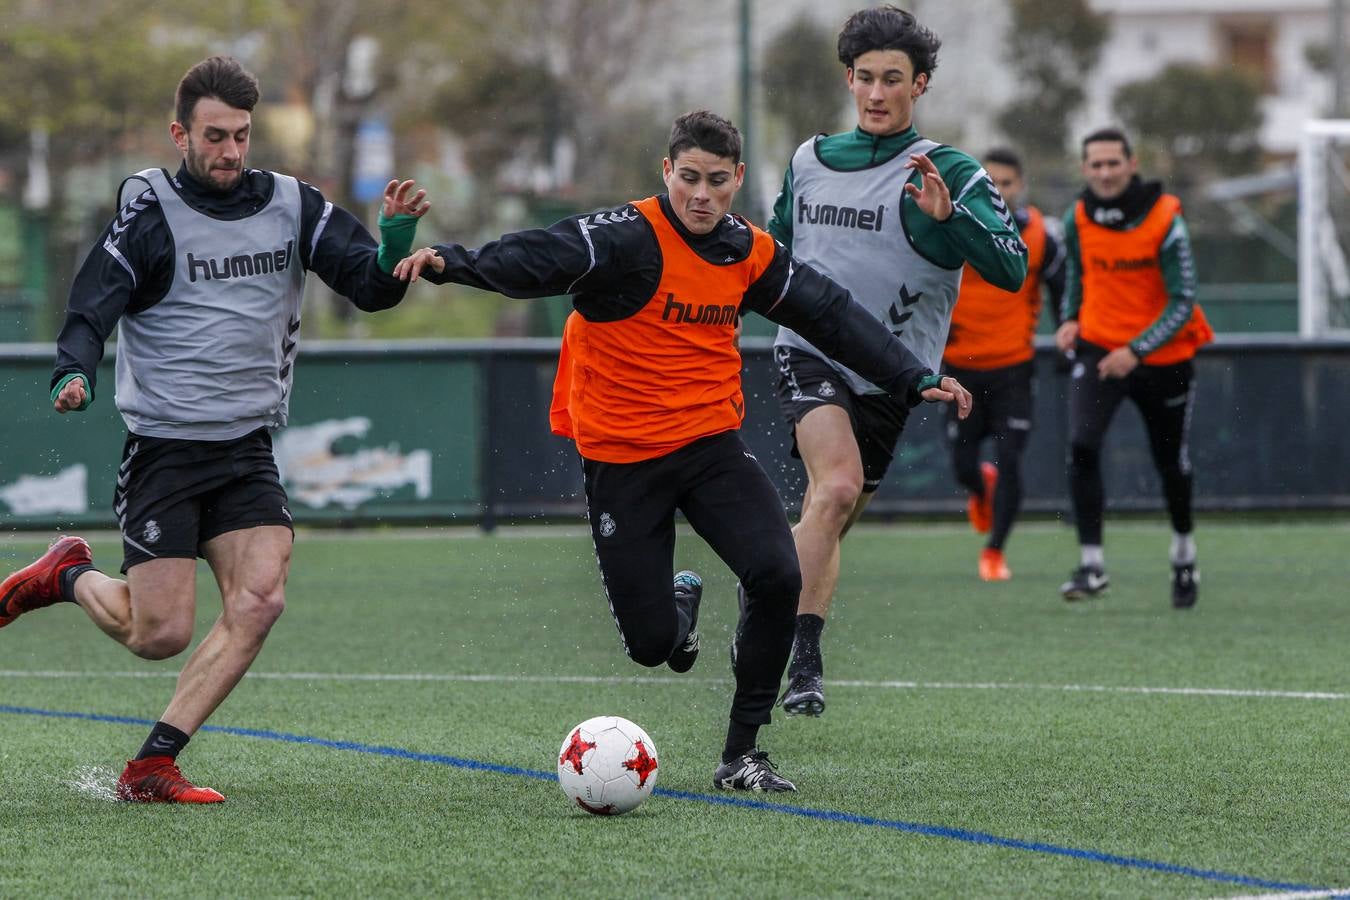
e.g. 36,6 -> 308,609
1067,341 -> 1196,546
582,431 -> 800,726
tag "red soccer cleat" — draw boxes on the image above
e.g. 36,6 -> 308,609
966,462 -> 998,534
979,547 -> 1012,582
0,535 -> 92,628
116,756 -> 225,803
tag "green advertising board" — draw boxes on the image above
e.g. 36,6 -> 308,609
0,343 -> 482,529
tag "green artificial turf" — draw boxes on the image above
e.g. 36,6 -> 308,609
1,522 -> 1346,898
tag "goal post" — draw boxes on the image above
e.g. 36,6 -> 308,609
1299,119 -> 1350,338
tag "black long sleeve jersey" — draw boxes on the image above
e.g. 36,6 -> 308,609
423,195 -> 935,403
53,164 -> 408,396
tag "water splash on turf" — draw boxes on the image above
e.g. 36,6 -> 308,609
67,765 -> 120,802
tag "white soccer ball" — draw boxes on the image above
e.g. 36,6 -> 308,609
557,715 -> 659,815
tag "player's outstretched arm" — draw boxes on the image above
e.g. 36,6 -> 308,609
394,247 -> 446,282
745,251 -> 937,406
918,374 -> 972,420
393,205 -> 636,300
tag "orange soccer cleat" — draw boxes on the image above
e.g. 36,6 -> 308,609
116,756 -> 225,804
0,536 -> 92,628
979,547 -> 1011,582
966,462 -> 998,534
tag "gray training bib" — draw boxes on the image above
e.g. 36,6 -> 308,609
113,168 -> 306,440
774,137 -> 962,393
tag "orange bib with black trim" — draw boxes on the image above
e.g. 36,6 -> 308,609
549,196 -> 778,463
1075,195 -> 1213,365
944,205 -> 1046,370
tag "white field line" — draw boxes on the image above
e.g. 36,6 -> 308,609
0,669 -> 1345,700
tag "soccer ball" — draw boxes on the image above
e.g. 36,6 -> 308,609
557,716 -> 659,815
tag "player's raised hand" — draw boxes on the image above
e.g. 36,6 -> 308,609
382,179 -> 431,219
54,376 -> 88,413
903,153 -> 953,222
921,375 -> 973,420
393,246 -> 446,282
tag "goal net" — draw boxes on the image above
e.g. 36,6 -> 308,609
1299,119 -> 1350,337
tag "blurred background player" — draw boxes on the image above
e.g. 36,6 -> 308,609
942,147 -> 1065,581
0,56 -> 429,802
767,6 -> 1027,717
395,110 -> 971,792
1055,127 -> 1213,608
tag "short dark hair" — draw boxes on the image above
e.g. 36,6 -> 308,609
983,147 -> 1023,175
837,5 -> 941,82
175,56 -> 260,129
1081,127 -> 1133,160
669,110 -> 742,164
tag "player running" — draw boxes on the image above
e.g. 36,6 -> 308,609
0,56 -> 429,802
396,110 -> 972,793
943,147 -> 1065,582
767,6 -> 1028,717
1056,127 -> 1213,607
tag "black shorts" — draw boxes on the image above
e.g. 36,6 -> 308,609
943,361 -> 1034,445
114,428 -> 293,572
774,346 -> 910,492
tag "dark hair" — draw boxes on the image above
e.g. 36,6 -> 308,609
175,56 -> 260,129
1081,127 -> 1133,160
669,110 -> 742,164
983,147 -> 1023,175
836,5 -> 940,82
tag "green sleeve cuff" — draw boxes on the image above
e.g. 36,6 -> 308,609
377,212 -> 421,275
916,373 -> 944,394
51,373 -> 92,411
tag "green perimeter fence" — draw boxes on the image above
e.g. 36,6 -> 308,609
1,335 -> 1347,531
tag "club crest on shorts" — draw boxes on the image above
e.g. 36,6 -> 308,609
598,512 -> 617,537
817,381 -> 836,398
143,519 -> 161,545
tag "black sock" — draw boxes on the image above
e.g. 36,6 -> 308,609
136,721 -> 191,761
59,563 -> 98,604
789,614 -> 825,676
722,719 -> 759,764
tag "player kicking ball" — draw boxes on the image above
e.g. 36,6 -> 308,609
396,109 -> 971,792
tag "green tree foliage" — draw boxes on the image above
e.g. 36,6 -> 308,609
1114,63 -> 1264,181
429,0 -> 673,207
996,0 -> 1109,158
761,15 -> 844,145
0,2 -> 208,155
431,51 -> 570,216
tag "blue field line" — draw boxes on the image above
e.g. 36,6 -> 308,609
1,703 -> 1333,895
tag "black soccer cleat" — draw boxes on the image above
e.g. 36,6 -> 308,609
1061,565 -> 1109,601
1171,563 -> 1199,609
779,670 -> 825,717
713,750 -> 797,792
667,570 -> 703,673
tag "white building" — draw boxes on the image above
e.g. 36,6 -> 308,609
664,0 -> 1340,175
1083,0 -> 1340,156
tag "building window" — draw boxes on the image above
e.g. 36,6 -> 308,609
1218,18 -> 1274,89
